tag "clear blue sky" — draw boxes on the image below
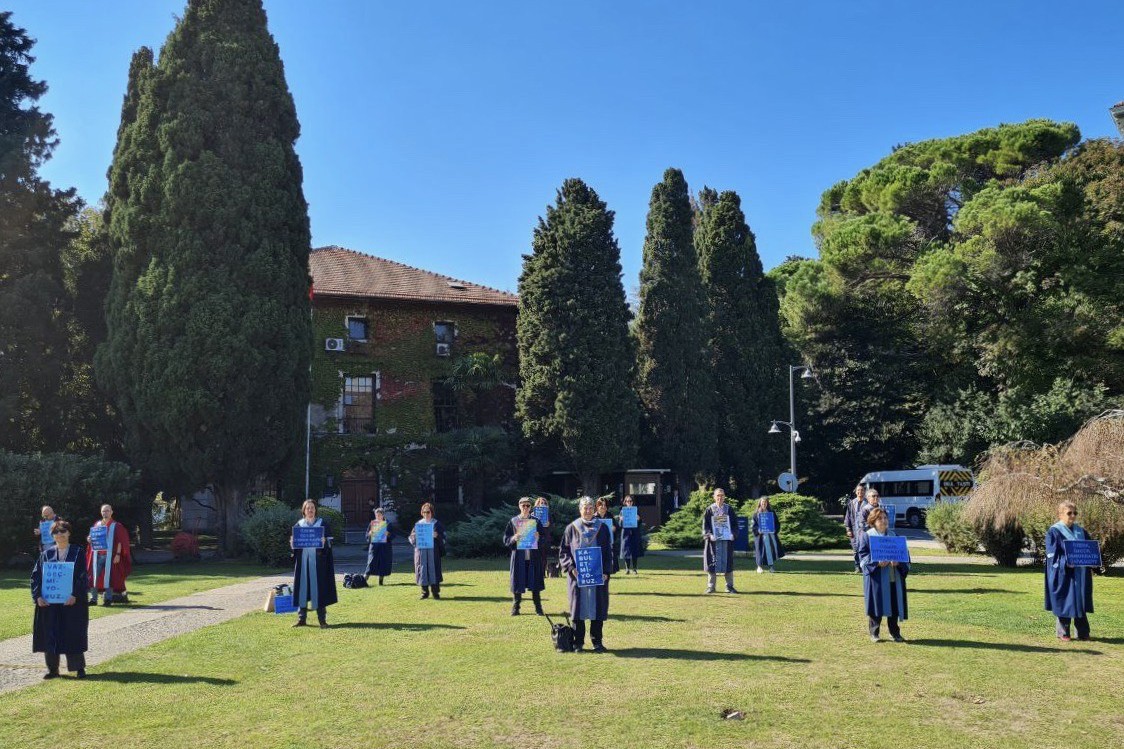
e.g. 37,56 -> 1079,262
9,0 -> 1124,295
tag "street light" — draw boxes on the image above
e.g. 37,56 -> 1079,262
769,365 -> 814,489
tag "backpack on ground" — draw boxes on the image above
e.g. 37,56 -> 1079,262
343,573 -> 369,589
545,613 -> 575,652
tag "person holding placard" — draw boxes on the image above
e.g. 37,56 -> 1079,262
618,495 -> 644,575
504,497 -> 544,615
857,507 -> 909,642
594,498 -> 620,574
860,488 -> 882,531
31,520 -> 89,679
843,485 -> 865,573
752,497 -> 785,573
1045,501 -> 1098,641
364,507 -> 394,585
409,502 -> 445,600
558,497 -> 613,652
85,504 -> 132,606
533,496 -> 552,573
33,505 -> 61,550
703,488 -> 738,594
290,500 -> 338,628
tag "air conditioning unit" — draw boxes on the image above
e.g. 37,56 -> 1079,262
325,338 -> 345,352
435,342 -> 451,357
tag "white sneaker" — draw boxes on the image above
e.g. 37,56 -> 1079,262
756,566 -> 764,574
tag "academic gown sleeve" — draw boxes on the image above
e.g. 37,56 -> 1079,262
503,519 -> 518,550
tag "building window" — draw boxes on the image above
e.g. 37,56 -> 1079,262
342,376 -> 375,433
434,322 -> 455,344
432,380 -> 458,433
346,316 -> 369,341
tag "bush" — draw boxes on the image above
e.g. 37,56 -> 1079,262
315,505 -> 346,542
246,495 -> 285,512
926,501 -> 978,554
746,493 -> 849,551
171,531 -> 201,560
654,490 -> 743,549
444,493 -> 582,558
0,451 -> 139,562
976,518 -> 1027,567
240,505 -> 299,567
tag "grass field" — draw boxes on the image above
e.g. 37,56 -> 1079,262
0,561 -> 269,641
0,555 -> 1120,749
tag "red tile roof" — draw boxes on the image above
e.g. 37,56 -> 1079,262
310,245 -> 518,307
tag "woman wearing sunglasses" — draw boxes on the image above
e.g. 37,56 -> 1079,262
1045,501 -> 1097,641
31,520 -> 89,679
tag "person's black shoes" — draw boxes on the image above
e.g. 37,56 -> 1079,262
592,643 -> 607,653
378,577 -> 384,586
318,621 -> 329,629
76,669 -> 86,679
43,671 -> 59,680
292,620 -> 307,628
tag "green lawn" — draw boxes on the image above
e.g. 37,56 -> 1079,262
0,556 -> 1120,749
0,560 -> 269,641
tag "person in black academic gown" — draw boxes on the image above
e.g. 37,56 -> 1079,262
752,497 -> 785,573
533,496 -> 553,574
843,485 -> 865,573
558,497 -> 613,652
290,500 -> 338,628
31,520 -> 89,679
409,503 -> 446,599
703,488 -> 738,594
1045,500 -> 1098,641
364,507 -> 394,585
858,507 -> 909,642
504,497 -> 545,615
594,498 -> 620,574
617,495 -> 645,575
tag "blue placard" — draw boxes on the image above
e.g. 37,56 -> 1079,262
292,526 -> 325,549
414,521 -> 435,550
621,507 -> 638,529
597,517 -> 614,542
882,503 -> 897,528
42,561 -> 74,604
734,516 -> 751,552
869,534 -> 911,564
1063,539 -> 1102,567
89,525 -> 108,551
515,517 -> 538,550
532,506 -> 549,526
758,512 -> 777,534
712,513 -> 734,541
39,520 -> 55,546
574,546 -> 604,587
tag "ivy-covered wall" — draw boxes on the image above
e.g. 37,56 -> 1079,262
304,297 -> 517,501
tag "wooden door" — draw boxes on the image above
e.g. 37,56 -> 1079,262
341,478 -> 379,526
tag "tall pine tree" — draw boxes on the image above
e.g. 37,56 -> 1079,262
97,0 -> 312,552
517,178 -> 640,496
0,12 -> 80,453
695,188 -> 787,493
634,168 -> 714,497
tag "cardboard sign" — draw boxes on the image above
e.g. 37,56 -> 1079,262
42,561 -> 74,604
414,521 -> 435,550
575,546 -> 604,587
713,513 -> 734,541
515,517 -> 538,550
89,526 -> 108,551
882,503 -> 897,528
757,512 -> 777,534
621,507 -> 639,529
292,526 -> 325,549
532,506 -> 549,526
597,517 -> 614,542
369,521 -> 388,544
1063,539 -> 1102,567
869,535 -> 911,564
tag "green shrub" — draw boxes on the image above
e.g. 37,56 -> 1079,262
444,493 -> 583,558
246,495 -> 285,512
976,518 -> 1026,568
654,490 -> 743,549
0,451 -> 139,562
239,505 -> 299,567
745,493 -> 849,551
926,501 -> 978,554
315,505 -> 346,542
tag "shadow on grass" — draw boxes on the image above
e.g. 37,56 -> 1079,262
330,622 -> 466,631
88,671 -> 237,685
911,588 -> 1020,595
908,638 -> 1102,655
614,592 -> 713,598
612,614 -> 686,622
436,595 -> 511,603
739,590 -> 861,598
609,648 -> 810,663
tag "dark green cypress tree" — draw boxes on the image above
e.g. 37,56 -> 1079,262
97,0 -> 312,552
517,178 -> 640,496
695,188 -> 787,493
0,12 -> 80,452
634,168 -> 715,496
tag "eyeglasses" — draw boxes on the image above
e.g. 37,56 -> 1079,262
1065,511 -> 1077,517
50,530 -> 67,535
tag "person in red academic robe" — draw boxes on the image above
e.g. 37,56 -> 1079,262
85,504 -> 132,606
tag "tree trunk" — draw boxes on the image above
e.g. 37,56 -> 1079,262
579,472 -> 600,499
677,474 -> 695,508
215,483 -> 245,557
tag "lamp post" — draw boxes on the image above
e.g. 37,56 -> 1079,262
769,364 -> 813,488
